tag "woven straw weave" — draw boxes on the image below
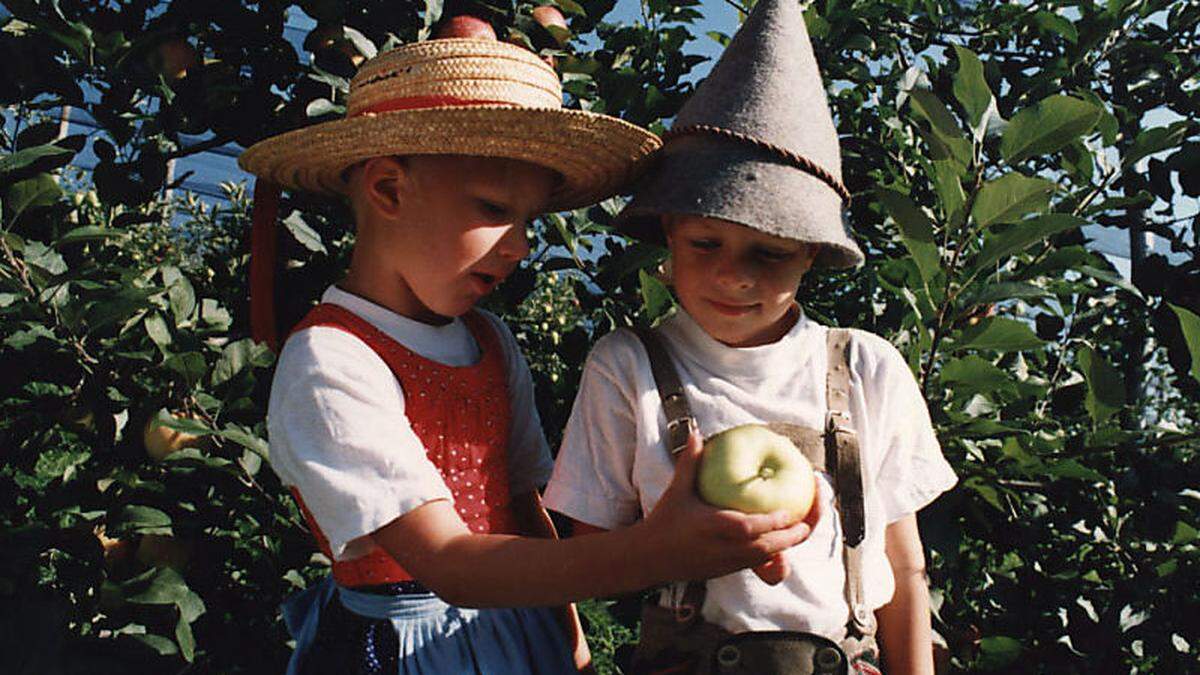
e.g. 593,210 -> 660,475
239,38 -> 659,211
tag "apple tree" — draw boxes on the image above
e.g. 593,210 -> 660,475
1,0 -> 1198,672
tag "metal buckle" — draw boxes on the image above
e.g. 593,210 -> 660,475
826,410 -> 855,435
666,416 -> 695,455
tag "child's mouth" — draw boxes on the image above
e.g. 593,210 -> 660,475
708,299 -> 758,316
470,272 -> 498,293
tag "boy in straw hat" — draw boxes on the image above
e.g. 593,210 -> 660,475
238,34 -> 816,675
544,0 -> 958,673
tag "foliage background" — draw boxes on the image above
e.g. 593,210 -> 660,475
1,0 -> 1198,672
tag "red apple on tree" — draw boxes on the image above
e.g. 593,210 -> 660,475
152,38 -> 198,81
435,15 -> 497,40
532,4 -> 569,41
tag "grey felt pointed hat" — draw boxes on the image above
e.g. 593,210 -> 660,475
615,0 -> 864,268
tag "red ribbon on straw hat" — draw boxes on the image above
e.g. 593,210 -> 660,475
248,95 -> 506,351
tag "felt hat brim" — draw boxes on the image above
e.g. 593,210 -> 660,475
238,105 -> 661,212
616,135 -> 864,269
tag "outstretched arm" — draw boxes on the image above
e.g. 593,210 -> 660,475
372,431 -> 815,607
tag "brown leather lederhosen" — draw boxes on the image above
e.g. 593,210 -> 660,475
629,326 -> 881,675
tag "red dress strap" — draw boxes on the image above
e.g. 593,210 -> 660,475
284,302 -> 519,588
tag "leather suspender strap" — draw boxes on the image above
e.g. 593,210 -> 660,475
632,325 -> 877,643
826,328 -> 875,639
633,327 -> 695,456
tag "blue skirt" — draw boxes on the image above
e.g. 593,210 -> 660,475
282,576 -> 575,674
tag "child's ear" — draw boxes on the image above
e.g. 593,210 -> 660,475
358,156 -> 411,218
661,214 -> 675,247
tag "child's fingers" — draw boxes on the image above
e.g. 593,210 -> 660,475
665,426 -> 703,488
753,519 -> 814,554
752,554 -> 789,585
802,494 -> 822,530
711,508 -> 801,540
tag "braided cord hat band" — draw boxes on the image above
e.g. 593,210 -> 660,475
662,124 -> 851,204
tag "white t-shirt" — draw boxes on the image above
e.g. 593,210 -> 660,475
267,285 -> 554,561
543,308 -> 957,639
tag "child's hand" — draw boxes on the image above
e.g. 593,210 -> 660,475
640,429 -> 816,583
751,493 -> 822,584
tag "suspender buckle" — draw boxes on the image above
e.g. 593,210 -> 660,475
666,415 -> 696,456
826,410 -> 855,435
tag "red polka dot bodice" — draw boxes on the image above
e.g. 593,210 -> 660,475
286,303 -> 519,587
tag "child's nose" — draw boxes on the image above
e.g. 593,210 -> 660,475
496,223 -> 531,261
714,253 -> 754,290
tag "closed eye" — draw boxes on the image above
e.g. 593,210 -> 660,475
688,238 -> 719,251
476,199 -> 510,220
755,247 -> 795,262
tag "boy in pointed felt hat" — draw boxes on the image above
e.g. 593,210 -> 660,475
238,33 -> 817,674
544,1 -> 957,673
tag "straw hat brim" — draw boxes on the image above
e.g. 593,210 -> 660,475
238,106 -> 662,212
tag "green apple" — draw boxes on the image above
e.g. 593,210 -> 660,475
698,424 -> 817,518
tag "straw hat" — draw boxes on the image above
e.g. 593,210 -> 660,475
615,0 -> 864,269
239,38 -> 661,212
239,38 -> 661,350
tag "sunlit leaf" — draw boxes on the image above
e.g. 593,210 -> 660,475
1000,95 -> 1100,163
972,173 -> 1056,228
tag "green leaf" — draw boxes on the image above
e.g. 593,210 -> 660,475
4,173 -> 62,224
164,352 -> 207,386
638,269 -> 673,322
130,633 -> 178,656
144,312 -> 172,352
1123,122 -> 1191,170
1076,346 -> 1124,424
4,323 -> 55,349
909,89 -> 961,141
217,425 -> 270,458
972,214 -> 1086,272
971,173 -> 1056,228
953,317 -> 1044,352
176,615 -> 195,662
282,210 -> 328,254
113,505 -> 172,535
1045,458 -> 1106,481
966,281 -> 1053,306
964,476 -> 1004,511
162,267 -> 196,327
55,226 -> 128,247
553,0 -> 586,16
929,159 -> 967,221
422,0 -> 444,29
1169,304 -> 1200,383
212,338 -> 260,386
1077,265 -> 1143,299
86,287 -> 159,333
1172,521 -> 1200,546
0,144 -> 73,176
200,298 -> 233,330
940,355 -> 1015,396
1034,11 -> 1079,43
177,590 -> 206,623
977,636 -> 1022,669
876,189 -> 939,285
127,567 -> 187,605
1000,95 -> 1101,163
952,46 -> 991,128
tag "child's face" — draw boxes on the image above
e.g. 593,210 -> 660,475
665,215 -> 817,348
353,154 -> 556,323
